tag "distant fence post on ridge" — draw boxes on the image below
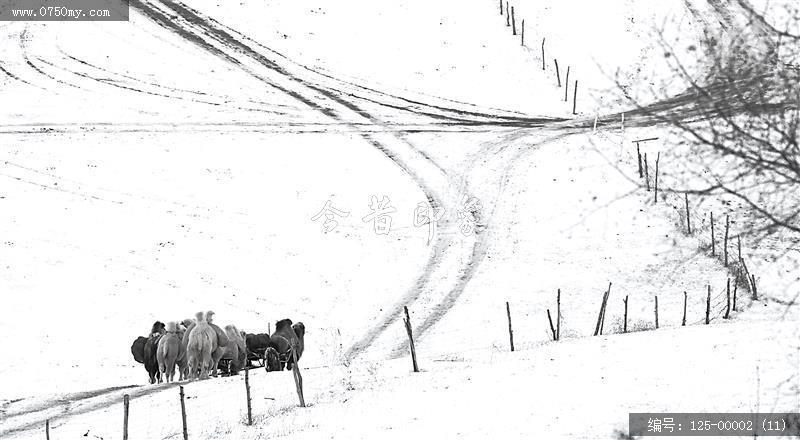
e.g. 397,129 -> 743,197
506,301 -> 515,351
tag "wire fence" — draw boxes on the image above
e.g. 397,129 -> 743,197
32,366 -> 313,440
27,277 -> 744,440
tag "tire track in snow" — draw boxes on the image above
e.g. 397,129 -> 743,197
126,0 -> 484,363
0,383 -> 175,436
377,0 -> 792,355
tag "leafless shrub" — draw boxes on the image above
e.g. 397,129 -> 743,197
609,316 -> 654,334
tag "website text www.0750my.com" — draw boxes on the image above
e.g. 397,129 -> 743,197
10,6 -> 111,19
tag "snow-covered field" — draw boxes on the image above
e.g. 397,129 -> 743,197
4,320 -> 797,439
1,0 -> 798,438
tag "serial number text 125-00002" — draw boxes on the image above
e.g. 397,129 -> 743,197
629,413 -> 800,436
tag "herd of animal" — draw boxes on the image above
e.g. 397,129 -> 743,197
130,311 -> 305,384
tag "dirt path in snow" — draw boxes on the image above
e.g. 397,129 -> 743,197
0,383 -> 168,436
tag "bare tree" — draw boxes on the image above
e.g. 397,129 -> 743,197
620,2 -> 800,242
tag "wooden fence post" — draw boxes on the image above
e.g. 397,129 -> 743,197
711,212 -> 716,256
636,143 -> 643,178
506,301 -> 515,351
572,80 -> 578,115
740,258 -> 751,291
685,193 -> 691,234
705,286 -> 711,324
564,67 -> 570,101
724,215 -> 730,266
682,291 -> 687,326
521,19 -> 524,45
547,309 -> 557,341
511,6 -> 516,35
737,234 -> 742,260
594,283 -> 611,336
643,153 -> 650,190
733,281 -> 738,311
724,278 -> 731,319
180,386 -> 188,440
244,368 -> 253,425
403,306 -> 419,372
556,289 -> 561,340
499,0 -> 503,15
123,394 -> 130,440
291,349 -> 305,407
541,38 -> 546,70
46,419 -> 50,440
654,152 -> 660,203
553,60 -> 563,87
751,274 -> 758,300
654,296 -> 659,329
506,2 -> 510,26
623,295 -> 628,333
600,283 -> 610,335
741,258 -> 752,298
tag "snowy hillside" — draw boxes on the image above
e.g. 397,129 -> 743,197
1,0 -> 797,438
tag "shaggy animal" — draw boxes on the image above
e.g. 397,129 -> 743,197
245,333 -> 270,350
143,321 -> 166,384
217,324 -> 247,375
131,336 -> 147,364
176,321 -> 190,378
157,322 -> 186,382
271,319 -> 303,370
291,322 -> 306,363
181,317 -> 197,349
186,312 -> 217,380
150,321 -> 166,335
205,311 -> 231,377
268,334 -> 290,370
245,333 -> 269,361
144,340 -> 164,384
179,318 -> 193,377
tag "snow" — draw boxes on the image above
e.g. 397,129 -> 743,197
4,320 -> 797,439
1,0 -> 798,438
